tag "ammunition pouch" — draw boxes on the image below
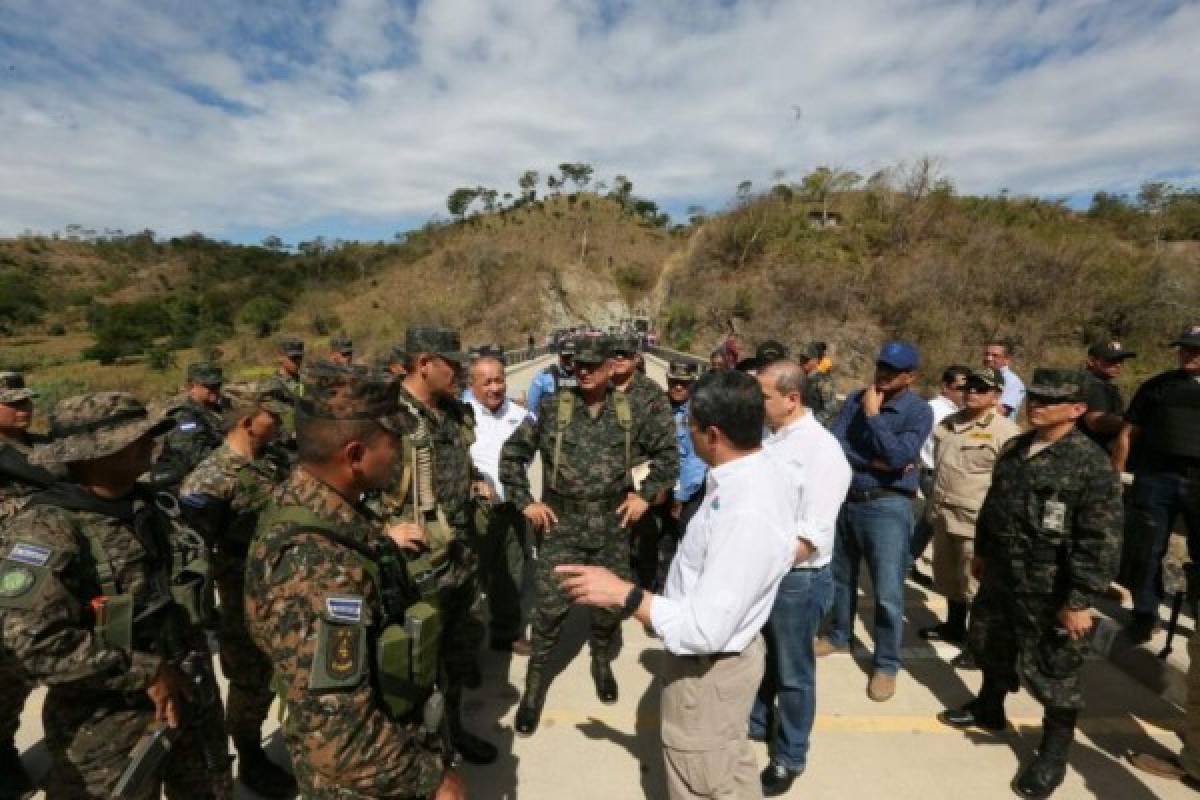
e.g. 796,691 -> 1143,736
376,601 -> 441,719
94,593 -> 135,652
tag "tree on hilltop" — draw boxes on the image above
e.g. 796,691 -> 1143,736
801,166 -> 861,223
558,162 -> 594,191
518,170 -> 539,204
447,187 -> 480,220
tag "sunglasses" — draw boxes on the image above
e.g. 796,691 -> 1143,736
964,384 -> 994,394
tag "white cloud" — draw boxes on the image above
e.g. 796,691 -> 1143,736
0,0 -> 1196,238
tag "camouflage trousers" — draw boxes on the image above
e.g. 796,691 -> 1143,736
968,580 -> 1088,712
530,509 -> 632,667
474,502 -> 529,645
0,649 -> 32,744
214,554 -> 274,746
436,539 -> 485,689
41,686 -> 231,800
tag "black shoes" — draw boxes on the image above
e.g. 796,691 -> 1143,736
452,727 -> 499,765
950,650 -> 978,670
514,695 -> 544,737
0,738 -> 34,800
760,760 -> 803,797
591,658 -> 619,704
1014,711 -> 1075,798
235,741 -> 297,799
938,698 -> 1008,732
919,623 -> 966,645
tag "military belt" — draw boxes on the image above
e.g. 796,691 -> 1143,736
845,486 -> 915,503
544,490 -> 627,516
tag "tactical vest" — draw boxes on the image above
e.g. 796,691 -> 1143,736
549,390 -> 634,492
1144,378 -> 1200,461
256,503 -> 440,721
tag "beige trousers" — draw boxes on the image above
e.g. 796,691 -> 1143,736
932,518 -> 977,603
1180,616 -> 1200,779
661,635 -> 765,800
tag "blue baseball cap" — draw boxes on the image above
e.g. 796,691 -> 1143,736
876,341 -> 920,371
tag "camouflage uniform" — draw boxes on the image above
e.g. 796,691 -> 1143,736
0,392 -> 231,800
805,370 -> 838,427
153,363 -> 225,490
500,336 -> 679,717
244,366 -> 444,799
0,372 -> 63,791
180,418 -> 287,754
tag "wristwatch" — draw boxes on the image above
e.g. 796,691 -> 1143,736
622,585 -> 644,619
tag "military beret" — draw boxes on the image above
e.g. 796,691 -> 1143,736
405,326 -> 467,365
0,372 -> 36,404
186,362 -> 224,386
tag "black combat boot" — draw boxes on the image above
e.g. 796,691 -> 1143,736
234,737 -> 297,799
0,738 -> 34,799
591,656 -> 619,704
448,701 -> 498,765
920,600 -> 968,644
938,675 -> 1008,732
1014,709 -> 1075,799
515,663 -> 550,737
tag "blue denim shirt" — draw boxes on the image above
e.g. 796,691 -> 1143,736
830,388 -> 933,492
672,401 -> 707,503
525,369 -> 556,420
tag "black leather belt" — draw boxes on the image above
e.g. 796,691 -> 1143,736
677,651 -> 737,667
846,486 -> 915,503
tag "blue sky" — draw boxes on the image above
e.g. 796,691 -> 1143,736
0,0 -> 1196,245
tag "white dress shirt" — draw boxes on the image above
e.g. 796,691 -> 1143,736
467,397 -> 530,504
651,449 -> 797,656
763,411 -> 852,569
920,394 -> 960,470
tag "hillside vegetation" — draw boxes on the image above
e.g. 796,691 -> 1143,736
1,160 -> 1198,407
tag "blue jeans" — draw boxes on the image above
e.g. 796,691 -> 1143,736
1130,471 -> 1200,615
749,565 -> 833,771
827,494 -> 914,674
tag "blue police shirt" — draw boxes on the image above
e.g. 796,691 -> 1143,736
830,388 -> 933,493
672,401 -> 707,503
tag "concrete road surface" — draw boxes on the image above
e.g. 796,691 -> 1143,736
13,354 -> 1194,799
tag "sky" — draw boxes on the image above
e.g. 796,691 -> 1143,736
1,0 -> 1197,245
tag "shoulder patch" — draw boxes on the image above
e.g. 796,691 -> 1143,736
6,541 -> 52,567
0,564 -> 37,598
325,594 -> 363,623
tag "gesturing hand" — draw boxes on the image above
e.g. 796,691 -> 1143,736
523,502 -> 559,532
616,492 -> 649,528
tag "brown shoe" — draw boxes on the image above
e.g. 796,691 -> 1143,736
510,638 -> 532,657
867,671 -> 896,702
815,638 -> 849,657
1129,752 -> 1189,781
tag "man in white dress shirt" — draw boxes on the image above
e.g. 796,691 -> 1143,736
558,369 -> 797,800
466,356 -> 534,654
749,360 -> 852,796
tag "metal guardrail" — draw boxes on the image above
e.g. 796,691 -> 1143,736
502,345 -> 553,366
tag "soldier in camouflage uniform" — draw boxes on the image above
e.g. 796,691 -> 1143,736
800,343 -> 838,426
376,326 -> 498,765
151,362 -> 226,490
609,335 -> 678,589
0,392 -> 232,799
939,369 -> 1123,800
243,364 -> 463,800
0,371 -> 64,796
500,335 -> 679,735
179,383 -> 295,797
328,336 -> 355,366
271,337 -> 305,398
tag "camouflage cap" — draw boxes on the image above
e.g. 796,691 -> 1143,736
405,326 -> 466,365
278,337 -> 305,358
966,366 -> 1005,389
666,360 -> 699,382
573,335 -> 612,365
186,362 -> 224,386
222,381 -> 291,416
30,392 -> 174,465
0,372 -> 36,404
330,336 -> 354,356
296,363 -> 413,434
612,335 -> 641,356
799,342 -> 824,362
1027,368 -> 1088,402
